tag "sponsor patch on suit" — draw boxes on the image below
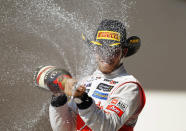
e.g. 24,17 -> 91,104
85,83 -> 92,87
110,98 -> 128,112
92,90 -> 108,100
96,83 -> 114,92
104,79 -> 118,84
106,105 -> 124,117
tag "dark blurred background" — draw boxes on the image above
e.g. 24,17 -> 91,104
0,0 -> 186,130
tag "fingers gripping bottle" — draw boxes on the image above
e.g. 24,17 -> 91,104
33,65 -> 72,93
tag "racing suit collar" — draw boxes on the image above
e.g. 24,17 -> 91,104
94,63 -> 128,79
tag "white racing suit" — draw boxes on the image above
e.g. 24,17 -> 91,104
49,64 -> 146,131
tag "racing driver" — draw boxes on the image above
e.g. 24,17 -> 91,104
49,19 -> 146,131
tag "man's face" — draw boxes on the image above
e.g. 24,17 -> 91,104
95,47 -> 122,74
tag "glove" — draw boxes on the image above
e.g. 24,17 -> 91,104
51,93 -> 67,107
75,92 -> 93,110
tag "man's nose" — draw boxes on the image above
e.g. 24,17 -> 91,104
100,55 -> 115,64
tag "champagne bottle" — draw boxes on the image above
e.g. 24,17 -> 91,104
33,65 -> 72,93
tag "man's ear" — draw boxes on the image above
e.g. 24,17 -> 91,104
125,36 -> 141,57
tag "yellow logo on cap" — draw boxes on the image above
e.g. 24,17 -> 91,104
129,39 -> 139,44
97,31 -> 120,41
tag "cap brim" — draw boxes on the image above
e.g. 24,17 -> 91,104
82,33 -> 121,51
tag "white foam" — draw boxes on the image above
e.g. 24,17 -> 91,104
0,0 -> 134,130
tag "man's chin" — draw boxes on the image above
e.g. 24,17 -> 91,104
98,65 -> 114,74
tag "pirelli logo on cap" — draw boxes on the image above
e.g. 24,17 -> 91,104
96,31 -> 120,41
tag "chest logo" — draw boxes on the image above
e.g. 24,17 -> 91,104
96,83 -> 114,92
85,83 -> 92,87
92,90 -> 108,100
104,79 -> 118,84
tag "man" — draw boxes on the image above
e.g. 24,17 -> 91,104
49,19 -> 146,131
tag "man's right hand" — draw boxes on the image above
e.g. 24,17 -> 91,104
64,78 -> 86,97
